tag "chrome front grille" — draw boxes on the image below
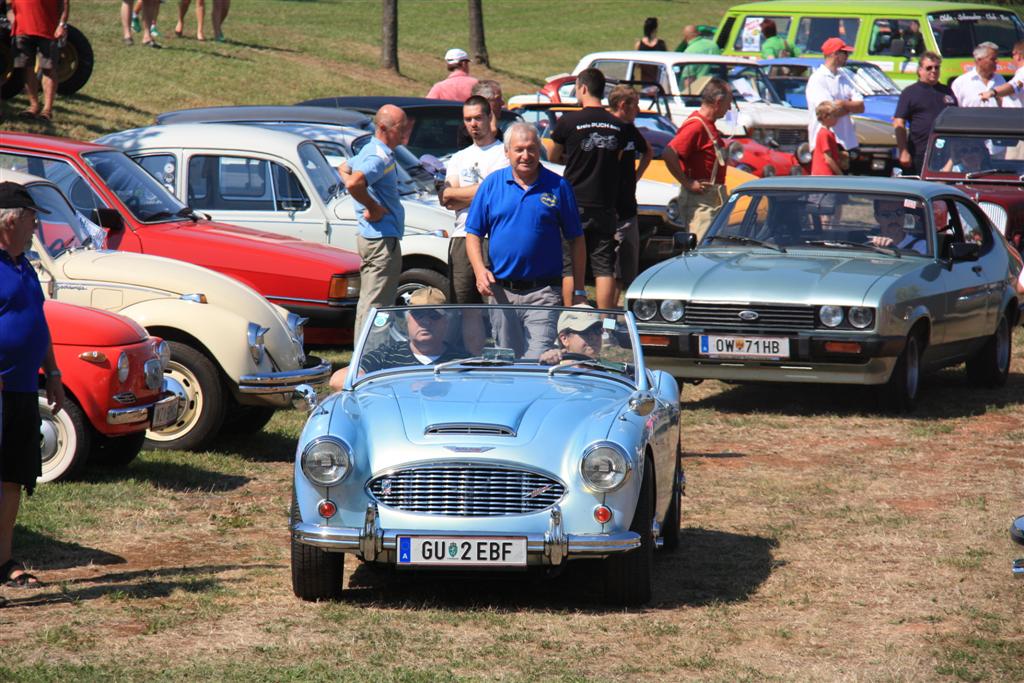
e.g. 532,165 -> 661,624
775,128 -> 807,151
367,464 -> 565,516
112,392 -> 137,404
425,423 -> 515,437
684,302 -> 816,331
144,359 -> 163,391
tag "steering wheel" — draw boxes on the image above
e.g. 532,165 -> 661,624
47,237 -> 67,254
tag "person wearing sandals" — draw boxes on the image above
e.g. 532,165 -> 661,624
0,182 -> 65,592
9,0 -> 68,121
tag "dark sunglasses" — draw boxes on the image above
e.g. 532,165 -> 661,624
573,325 -> 603,339
921,65 -> 940,71
876,210 -> 903,219
410,309 -> 445,323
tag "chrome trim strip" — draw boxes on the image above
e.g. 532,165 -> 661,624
267,294 -> 359,307
237,359 -> 331,393
106,393 -> 178,425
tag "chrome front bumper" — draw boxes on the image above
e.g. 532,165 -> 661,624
292,504 -> 641,566
106,393 -> 179,425
237,357 -> 331,406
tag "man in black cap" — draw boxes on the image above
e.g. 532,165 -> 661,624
0,181 -> 64,594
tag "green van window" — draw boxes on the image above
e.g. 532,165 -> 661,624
868,19 -> 926,57
927,11 -> 1024,58
732,15 -> 792,53
794,17 -> 859,54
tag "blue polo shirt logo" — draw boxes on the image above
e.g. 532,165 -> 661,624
540,192 -> 557,207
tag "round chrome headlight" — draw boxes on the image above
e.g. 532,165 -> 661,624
300,437 -> 352,487
848,307 -> 874,329
117,351 -> 130,383
796,142 -> 812,165
728,141 -> 744,163
156,341 -> 170,370
581,443 -> 631,492
660,299 -> 684,322
819,305 -> 844,328
632,299 -> 657,321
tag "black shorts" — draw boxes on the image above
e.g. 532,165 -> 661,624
1,391 -> 42,495
562,206 -> 618,278
13,35 -> 59,72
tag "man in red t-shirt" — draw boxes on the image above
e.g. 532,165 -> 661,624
662,78 -> 733,240
10,0 -> 68,121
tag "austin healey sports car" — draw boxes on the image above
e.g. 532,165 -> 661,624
290,303 -> 682,606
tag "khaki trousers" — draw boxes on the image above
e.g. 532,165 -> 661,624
679,184 -> 728,242
354,235 -> 402,338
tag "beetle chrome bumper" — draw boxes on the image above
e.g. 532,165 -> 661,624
291,504 -> 641,565
237,357 -> 331,406
106,393 -> 178,425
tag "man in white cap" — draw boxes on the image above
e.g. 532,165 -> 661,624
539,305 -> 605,365
426,48 -> 479,101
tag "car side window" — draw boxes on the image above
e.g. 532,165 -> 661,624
590,60 -> 629,82
733,15 -> 792,52
186,155 -> 309,212
135,154 -> 177,194
951,199 -> 991,252
794,17 -> 860,54
0,152 -> 106,214
868,19 -> 926,56
272,163 -> 311,211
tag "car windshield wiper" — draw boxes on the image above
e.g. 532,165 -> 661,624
966,168 -> 1017,179
706,234 -> 787,253
547,358 -> 628,377
802,239 -> 900,257
433,357 -> 514,374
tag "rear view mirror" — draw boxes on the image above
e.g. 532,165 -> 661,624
91,208 -> 124,231
673,231 -> 698,252
950,242 -> 980,261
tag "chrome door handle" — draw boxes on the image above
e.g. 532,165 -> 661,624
972,265 -> 983,274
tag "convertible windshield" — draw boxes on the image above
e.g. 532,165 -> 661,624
349,304 -> 638,385
25,183 -> 94,259
81,151 -> 188,223
707,189 -> 935,256
675,63 -> 782,104
926,134 -> 1024,176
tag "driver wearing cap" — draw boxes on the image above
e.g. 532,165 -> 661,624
539,305 -> 604,365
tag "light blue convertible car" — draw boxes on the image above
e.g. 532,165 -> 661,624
627,177 -> 1022,411
290,303 -> 682,605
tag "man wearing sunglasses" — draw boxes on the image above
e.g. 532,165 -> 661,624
894,52 -> 958,175
867,199 -> 928,255
539,305 -> 605,365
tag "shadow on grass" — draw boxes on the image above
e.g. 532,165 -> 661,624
337,527 -> 775,613
210,430 -> 298,463
60,93 -> 154,118
685,369 -> 1024,419
11,527 -> 125,570
82,459 -> 251,492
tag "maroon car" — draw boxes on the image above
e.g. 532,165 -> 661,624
921,108 -> 1024,253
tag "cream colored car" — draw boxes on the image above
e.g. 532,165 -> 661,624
5,169 -> 331,451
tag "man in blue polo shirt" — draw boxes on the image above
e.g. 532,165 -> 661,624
465,123 -> 586,358
0,182 -> 64,592
338,104 -> 409,336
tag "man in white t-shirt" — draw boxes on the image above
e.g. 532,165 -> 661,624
805,37 -> 864,156
980,39 -> 1024,108
952,42 -> 1011,107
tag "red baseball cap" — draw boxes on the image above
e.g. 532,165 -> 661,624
821,37 -> 854,56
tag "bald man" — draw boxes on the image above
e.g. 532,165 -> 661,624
338,104 -> 411,335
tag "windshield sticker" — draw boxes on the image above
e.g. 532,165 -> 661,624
935,138 -> 946,149
373,312 -> 389,327
727,192 -> 739,204
741,17 -> 763,51
603,318 -> 617,330
903,199 -> 919,210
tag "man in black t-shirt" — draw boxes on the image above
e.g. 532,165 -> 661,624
550,67 -> 627,309
894,52 -> 958,175
607,85 -> 652,303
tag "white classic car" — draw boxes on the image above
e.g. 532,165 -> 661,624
5,169 -> 331,451
96,124 -> 455,298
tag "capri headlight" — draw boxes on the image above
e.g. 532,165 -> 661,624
247,322 -> 270,364
301,437 -> 352,487
581,442 -> 631,492
116,351 -> 130,383
632,299 -> 657,321
660,299 -> 684,322
848,307 -> 875,329
819,305 -> 844,328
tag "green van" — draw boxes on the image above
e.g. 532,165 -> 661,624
716,1 -> 1024,87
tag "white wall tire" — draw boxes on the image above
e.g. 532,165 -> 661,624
37,394 -> 91,483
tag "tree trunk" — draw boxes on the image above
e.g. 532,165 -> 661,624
467,0 -> 489,67
381,0 -> 399,73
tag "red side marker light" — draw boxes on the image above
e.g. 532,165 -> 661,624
639,335 -> 671,347
318,500 -> 337,519
824,341 -> 862,354
593,505 -> 612,524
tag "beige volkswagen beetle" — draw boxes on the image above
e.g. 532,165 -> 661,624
4,169 -> 331,451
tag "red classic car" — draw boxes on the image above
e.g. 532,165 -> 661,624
921,109 -> 1024,253
0,133 -> 362,345
41,301 -> 177,483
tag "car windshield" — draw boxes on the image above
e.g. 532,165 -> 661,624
24,183 -> 94,259
927,11 -> 1024,58
674,63 -> 782,104
707,189 -> 934,256
843,63 -> 901,96
349,304 -> 639,386
81,151 -> 188,223
633,112 -> 677,135
297,141 -> 341,204
925,134 -> 1024,177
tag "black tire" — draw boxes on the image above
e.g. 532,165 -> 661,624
877,332 -> 922,413
604,458 -> 654,606
220,403 -> 276,436
90,431 -> 146,468
0,33 -> 26,100
37,393 -> 91,483
290,495 -> 345,601
661,448 -> 682,552
966,314 -> 1011,388
54,25 -> 94,95
144,341 -> 226,451
396,268 -> 449,304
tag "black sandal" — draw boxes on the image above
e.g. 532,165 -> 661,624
0,558 -> 42,588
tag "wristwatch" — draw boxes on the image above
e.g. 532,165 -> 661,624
572,289 -> 587,297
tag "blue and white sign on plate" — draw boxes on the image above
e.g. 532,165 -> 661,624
397,536 -> 527,567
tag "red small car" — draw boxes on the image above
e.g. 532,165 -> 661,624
41,301 -> 177,483
0,133 -> 362,345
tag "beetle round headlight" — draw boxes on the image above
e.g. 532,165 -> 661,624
632,299 -> 657,321
117,351 -> 130,383
728,141 -> 744,163
660,299 -> 684,322
581,443 -> 631,492
156,341 -> 170,370
796,142 -> 812,165
819,305 -> 844,328
848,307 -> 874,329
300,437 -> 352,487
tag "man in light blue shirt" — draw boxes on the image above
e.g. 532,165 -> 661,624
338,104 -> 409,335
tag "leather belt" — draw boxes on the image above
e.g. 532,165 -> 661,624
496,278 -> 561,291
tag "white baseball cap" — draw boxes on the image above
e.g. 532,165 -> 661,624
445,48 -> 470,65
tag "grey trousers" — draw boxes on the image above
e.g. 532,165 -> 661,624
487,284 -> 561,359
354,235 -> 402,338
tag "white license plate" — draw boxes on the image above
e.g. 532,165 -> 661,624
699,334 -> 789,359
151,399 -> 178,428
396,536 -> 527,567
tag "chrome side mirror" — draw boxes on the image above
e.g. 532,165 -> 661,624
292,384 -> 319,413
628,391 -> 656,417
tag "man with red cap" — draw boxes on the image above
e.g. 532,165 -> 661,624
804,37 -> 863,170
